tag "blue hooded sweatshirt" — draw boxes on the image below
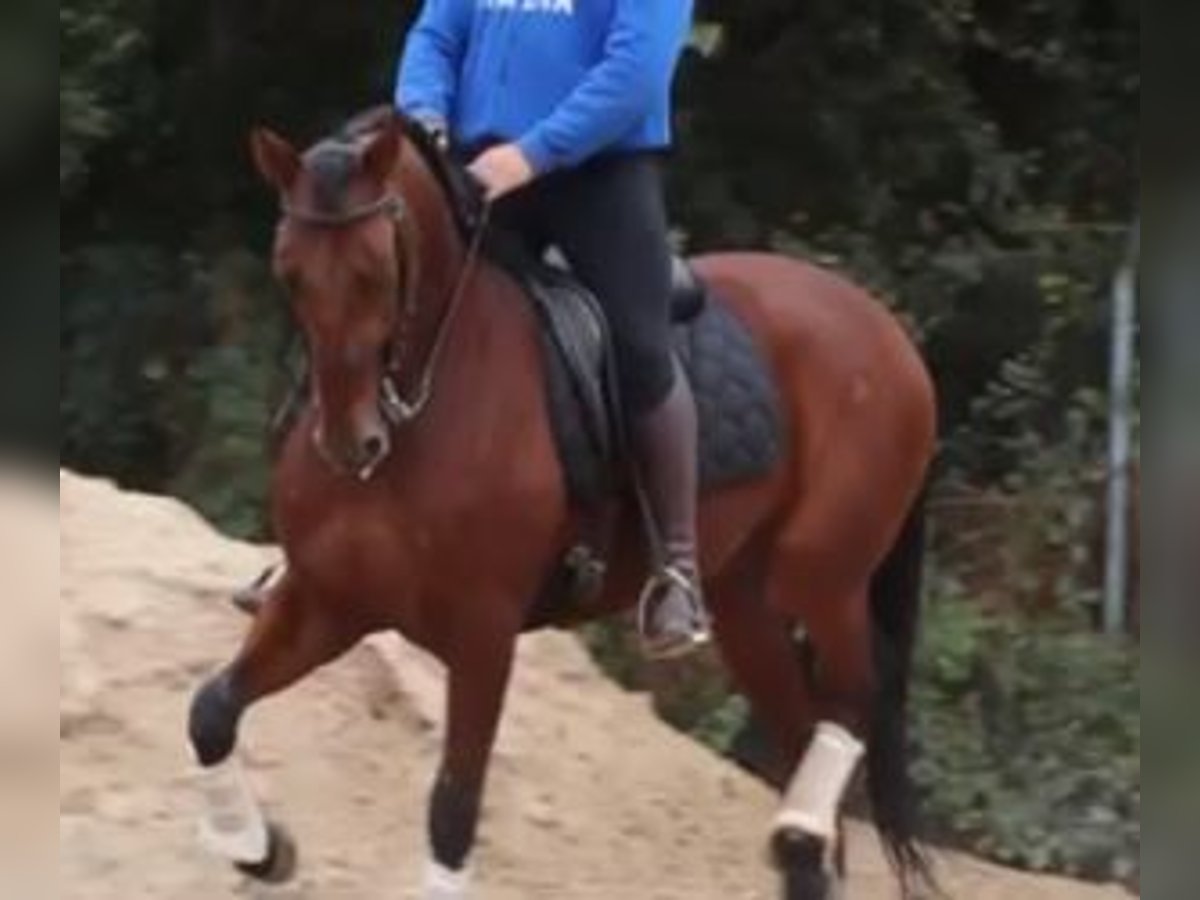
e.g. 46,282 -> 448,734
395,0 -> 694,174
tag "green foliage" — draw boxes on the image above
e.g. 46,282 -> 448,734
936,390 -> 1111,619
935,266 -> 1139,619
169,251 -> 291,538
60,0 -> 150,193
677,0 -> 1136,431
61,245 -> 202,486
912,578 -> 1139,883
60,243 -> 288,532
169,342 -> 276,538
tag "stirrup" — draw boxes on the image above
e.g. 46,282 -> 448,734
637,565 -> 711,660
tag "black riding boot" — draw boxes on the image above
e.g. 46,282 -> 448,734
633,361 -> 710,659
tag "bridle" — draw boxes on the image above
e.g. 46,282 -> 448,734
280,181 -> 490,432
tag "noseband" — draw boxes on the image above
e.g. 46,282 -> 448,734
280,185 -> 489,433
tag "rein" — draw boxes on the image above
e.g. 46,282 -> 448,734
381,200 -> 491,427
280,184 -> 491,431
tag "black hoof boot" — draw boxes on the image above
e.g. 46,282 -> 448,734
235,821 -> 298,884
188,672 -> 242,767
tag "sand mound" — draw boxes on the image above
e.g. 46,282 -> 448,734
56,470 -> 1132,899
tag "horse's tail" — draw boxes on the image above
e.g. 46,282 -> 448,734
866,491 -> 937,894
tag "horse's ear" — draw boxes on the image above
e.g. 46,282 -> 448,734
250,127 -> 301,192
361,113 -> 404,186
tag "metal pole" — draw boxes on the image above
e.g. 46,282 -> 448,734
1103,223 -> 1138,635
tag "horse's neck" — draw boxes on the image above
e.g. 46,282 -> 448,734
391,154 -> 468,380
386,146 -> 545,441
397,152 -> 465,297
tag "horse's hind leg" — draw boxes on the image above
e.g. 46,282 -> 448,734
770,586 -> 871,900
708,572 -> 815,789
188,573 -> 359,882
710,571 -> 852,900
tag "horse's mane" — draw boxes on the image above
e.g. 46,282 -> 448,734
330,105 -> 484,238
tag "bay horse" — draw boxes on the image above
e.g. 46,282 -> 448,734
187,109 -> 937,900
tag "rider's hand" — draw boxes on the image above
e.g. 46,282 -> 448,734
467,144 -> 534,200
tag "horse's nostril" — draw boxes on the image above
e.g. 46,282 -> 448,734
363,435 -> 387,460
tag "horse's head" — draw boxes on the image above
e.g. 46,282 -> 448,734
251,116 -> 407,480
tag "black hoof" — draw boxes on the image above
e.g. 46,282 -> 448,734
235,821 -> 298,884
773,829 -> 835,900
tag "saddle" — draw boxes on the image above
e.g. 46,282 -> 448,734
508,252 -> 782,507
503,252 -> 783,626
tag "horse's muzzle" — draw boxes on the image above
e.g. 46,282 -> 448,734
313,420 -> 392,481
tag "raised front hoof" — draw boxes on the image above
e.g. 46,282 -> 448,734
234,821 -> 298,885
772,828 -> 840,900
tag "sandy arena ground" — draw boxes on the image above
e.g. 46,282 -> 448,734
53,470 -> 1134,899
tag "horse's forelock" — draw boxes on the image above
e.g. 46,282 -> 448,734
303,140 -> 361,216
298,109 -> 474,237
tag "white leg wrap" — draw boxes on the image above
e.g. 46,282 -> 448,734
774,722 -> 865,842
422,859 -> 471,900
196,755 -> 270,864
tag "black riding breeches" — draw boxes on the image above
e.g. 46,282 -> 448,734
491,152 -> 676,415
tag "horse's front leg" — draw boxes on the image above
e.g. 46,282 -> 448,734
188,573 -> 359,882
421,611 -> 520,899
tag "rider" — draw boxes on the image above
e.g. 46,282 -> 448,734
396,0 -> 707,658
